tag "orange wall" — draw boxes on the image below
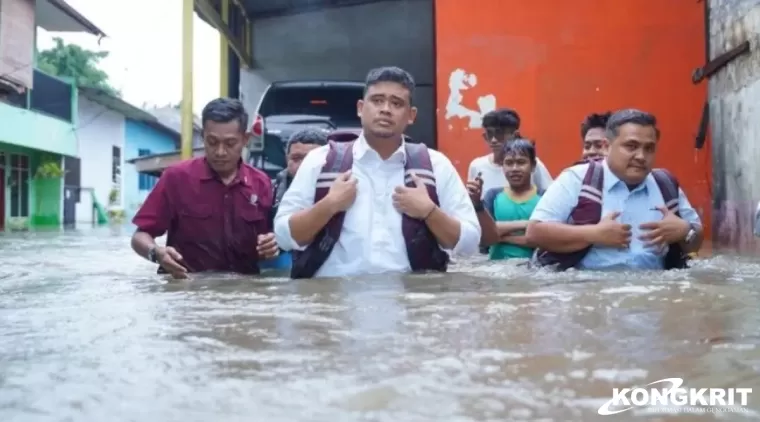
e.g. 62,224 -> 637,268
435,0 -> 712,238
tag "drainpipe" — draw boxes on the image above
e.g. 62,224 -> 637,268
180,0 -> 195,160
219,0 -> 229,97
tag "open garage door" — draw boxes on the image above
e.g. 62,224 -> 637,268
240,0 -> 436,157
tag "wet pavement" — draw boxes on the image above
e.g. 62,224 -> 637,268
1,227 -> 760,421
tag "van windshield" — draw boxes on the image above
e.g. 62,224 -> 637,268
258,86 -> 363,127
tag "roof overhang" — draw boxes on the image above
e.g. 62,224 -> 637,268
36,0 -> 107,37
127,147 -> 206,177
239,0 -> 389,20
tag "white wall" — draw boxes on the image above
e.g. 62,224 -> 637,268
74,97 -> 125,222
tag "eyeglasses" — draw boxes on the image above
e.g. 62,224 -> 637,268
481,128 -> 515,142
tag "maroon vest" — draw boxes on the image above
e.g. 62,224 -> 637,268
533,161 -> 689,270
290,140 -> 449,279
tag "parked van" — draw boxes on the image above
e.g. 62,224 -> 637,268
247,81 -> 364,178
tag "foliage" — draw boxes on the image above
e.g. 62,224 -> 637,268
108,187 -> 121,206
34,158 -> 65,179
37,37 -> 120,97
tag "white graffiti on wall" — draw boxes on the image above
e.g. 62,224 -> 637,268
444,68 -> 497,129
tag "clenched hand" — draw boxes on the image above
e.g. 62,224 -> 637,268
326,170 -> 358,212
639,205 -> 690,250
466,172 -> 483,207
392,172 -> 436,219
594,211 -> 632,248
257,233 -> 279,259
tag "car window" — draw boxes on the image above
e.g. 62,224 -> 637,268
259,86 -> 362,126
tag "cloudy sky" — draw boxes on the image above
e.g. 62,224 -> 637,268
37,0 -> 221,114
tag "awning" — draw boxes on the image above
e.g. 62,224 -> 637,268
126,147 -> 206,177
36,0 -> 107,37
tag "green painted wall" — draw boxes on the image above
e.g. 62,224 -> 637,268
0,142 -> 62,229
0,102 -> 77,157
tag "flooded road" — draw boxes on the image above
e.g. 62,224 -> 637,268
1,228 -> 760,422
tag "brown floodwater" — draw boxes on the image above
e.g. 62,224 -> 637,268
1,227 -> 759,421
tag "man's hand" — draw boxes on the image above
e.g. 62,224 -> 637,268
593,211 -> 632,248
257,233 -> 279,260
392,172 -> 436,219
466,172 -> 483,207
639,206 -> 690,250
156,246 -> 188,279
325,170 -> 358,213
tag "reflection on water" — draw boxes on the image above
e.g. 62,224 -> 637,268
1,228 -> 760,421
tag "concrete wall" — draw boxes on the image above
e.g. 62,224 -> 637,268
123,120 -> 177,219
241,0 -> 436,144
75,97 -> 124,222
709,0 -> 760,251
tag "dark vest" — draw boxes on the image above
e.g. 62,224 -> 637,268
290,140 -> 449,279
533,161 -> 690,271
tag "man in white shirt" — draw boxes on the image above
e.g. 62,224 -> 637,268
274,66 -> 481,278
467,109 -> 553,196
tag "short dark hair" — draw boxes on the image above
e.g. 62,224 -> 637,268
580,111 -> 612,139
502,138 -> 536,166
606,108 -> 660,140
201,97 -> 248,133
481,108 -> 521,131
364,66 -> 415,103
286,128 -> 328,153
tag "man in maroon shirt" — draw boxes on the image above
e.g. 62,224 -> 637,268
131,98 -> 279,279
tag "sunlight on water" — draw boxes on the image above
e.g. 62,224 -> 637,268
1,227 -> 759,421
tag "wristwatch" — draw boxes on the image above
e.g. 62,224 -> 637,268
147,246 -> 158,263
684,225 -> 698,244
473,201 -> 484,212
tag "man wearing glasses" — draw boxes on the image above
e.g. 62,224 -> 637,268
467,108 -> 553,197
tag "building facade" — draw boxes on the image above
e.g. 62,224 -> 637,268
72,88 -> 179,225
0,0 -> 105,231
123,119 -> 178,219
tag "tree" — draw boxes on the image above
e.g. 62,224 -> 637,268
37,37 -> 120,97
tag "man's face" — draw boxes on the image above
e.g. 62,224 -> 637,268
203,120 -> 248,175
606,123 -> 658,186
502,152 -> 534,189
582,127 -> 609,159
286,142 -> 320,176
483,126 -> 517,158
357,81 -> 417,139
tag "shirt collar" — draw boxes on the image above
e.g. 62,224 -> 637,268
199,157 -> 251,187
601,158 -> 652,194
353,132 -> 407,165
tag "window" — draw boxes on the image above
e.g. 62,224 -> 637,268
112,146 -> 121,184
137,149 -> 157,191
8,154 -> 30,218
259,86 -> 363,127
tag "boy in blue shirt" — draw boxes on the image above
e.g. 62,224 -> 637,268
467,139 -> 542,260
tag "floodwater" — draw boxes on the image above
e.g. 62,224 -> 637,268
1,227 -> 760,422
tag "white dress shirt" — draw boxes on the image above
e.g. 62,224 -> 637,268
274,134 -> 481,278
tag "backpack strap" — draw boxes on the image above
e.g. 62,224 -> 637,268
314,141 -> 354,202
651,168 -> 680,215
404,142 -> 437,195
291,141 -> 354,279
579,161 -> 604,202
568,161 -> 604,225
401,141 -> 448,272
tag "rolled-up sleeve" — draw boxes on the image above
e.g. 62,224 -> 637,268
430,151 -> 481,256
530,167 -> 583,223
273,146 -> 328,251
677,188 -> 702,228
132,169 -> 174,237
